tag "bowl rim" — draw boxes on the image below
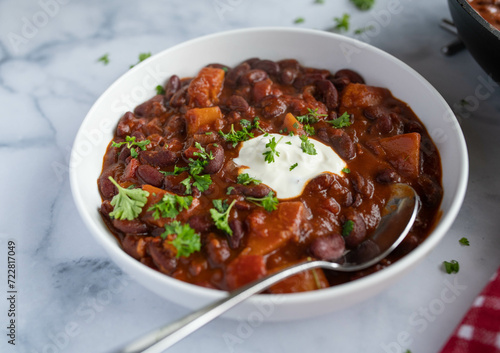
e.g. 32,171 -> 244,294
453,0 -> 500,39
70,26 -> 469,307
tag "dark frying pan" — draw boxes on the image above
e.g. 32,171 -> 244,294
448,0 -> 500,82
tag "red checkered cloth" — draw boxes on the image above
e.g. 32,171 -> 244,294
440,267 -> 500,353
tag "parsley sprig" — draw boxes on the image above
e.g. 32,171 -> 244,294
111,136 -> 151,158
218,119 -> 262,147
443,260 -> 460,274
210,199 -> 237,235
108,177 -> 150,220
156,85 -> 165,95
246,191 -> 279,212
342,220 -> 355,237
300,135 -> 317,155
350,0 -> 375,11
237,173 -> 262,185
181,143 -> 214,194
160,166 -> 188,176
161,221 -> 201,258
148,194 -> 193,220
263,136 -> 283,163
334,13 -> 351,32
130,52 -> 152,68
296,108 -> 327,124
97,53 -> 109,65
326,112 -> 351,128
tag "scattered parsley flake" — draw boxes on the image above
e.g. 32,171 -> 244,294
314,0 -> 325,4
326,112 -> 351,128
130,52 -> 152,68
162,221 -> 201,258
108,177 -> 149,221
246,191 -> 279,212
160,166 -> 188,176
192,174 -> 212,192
350,0 -> 375,11
342,167 -> 351,173
300,135 -> 317,155
210,199 -> 237,235
304,124 -> 315,135
226,186 -> 235,195
459,237 -> 470,246
342,220 -> 355,237
237,173 -> 262,185
296,108 -> 327,124
148,194 -> 193,220
290,163 -> 298,171
294,17 -> 305,24
111,135 -> 150,158
156,85 -> 165,95
181,176 -> 192,195
219,124 -> 254,147
443,260 -> 460,274
97,53 -> 109,65
263,136 -> 283,163
354,25 -> 375,34
334,13 -> 351,32
285,141 -> 292,145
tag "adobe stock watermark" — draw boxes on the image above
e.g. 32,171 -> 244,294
381,276 -> 467,353
6,0 -> 71,53
222,294 -> 285,353
452,74 -> 499,120
213,0 -> 245,21
29,274 -> 129,353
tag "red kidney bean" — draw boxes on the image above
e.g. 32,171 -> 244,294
278,59 -> 300,71
376,115 -> 393,134
228,95 -> 249,112
239,69 -> 268,86
307,173 -> 335,192
315,79 -> 339,110
310,234 -> 345,260
252,79 -> 273,103
189,214 -> 214,233
206,235 -> 231,265
343,211 -> 367,248
99,199 -> 113,217
350,171 -> 374,198
99,171 -> 117,199
134,95 -> 166,118
243,57 -> 261,68
116,112 -> 145,138
203,143 -> 224,174
122,157 -> 140,181
169,85 -> 188,108
117,145 -> 131,163
330,75 -> 351,91
112,218 -> 148,234
405,120 -> 424,134
122,234 -> 147,259
254,60 -> 280,76
164,115 -> 186,138
363,105 -> 387,120
147,241 -> 178,274
164,173 -> 190,195
137,165 -> 163,187
419,175 -> 443,207
228,219 -> 244,249
231,184 -> 273,198
321,197 -> 341,215
165,75 -> 181,100
226,62 -> 250,87
294,72 -> 329,89
188,258 -> 207,277
259,96 -> 287,119
330,130 -> 356,160
280,67 -> 298,85
376,168 -> 401,184
139,150 -> 177,167
334,69 -> 365,85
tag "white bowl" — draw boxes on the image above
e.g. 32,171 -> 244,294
70,27 -> 468,321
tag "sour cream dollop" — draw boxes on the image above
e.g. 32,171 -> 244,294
233,133 -> 347,199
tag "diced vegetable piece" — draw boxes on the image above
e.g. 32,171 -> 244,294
245,202 -> 306,256
379,132 -> 421,178
225,255 -> 267,290
185,106 -> 223,135
268,266 -> 329,293
188,67 -> 225,107
281,112 -> 304,135
340,83 -> 390,109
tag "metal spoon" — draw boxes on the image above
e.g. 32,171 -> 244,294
112,183 -> 419,353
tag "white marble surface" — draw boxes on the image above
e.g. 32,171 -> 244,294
0,0 -> 499,352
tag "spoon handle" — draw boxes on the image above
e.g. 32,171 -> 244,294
112,261 -> 327,353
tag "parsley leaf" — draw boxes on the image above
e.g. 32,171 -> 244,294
459,237 -> 470,246
263,136 -> 283,163
443,260 -> 460,274
304,124 -> 315,135
148,194 -> 193,220
354,25 -> 375,34
162,221 -> 201,258
156,85 -> 165,95
219,124 -> 254,147
130,52 -> 152,68
226,186 -> 235,195
296,108 -> 327,124
294,17 -> 305,24
111,135 -> 151,158
326,112 -> 351,128
97,53 -> 109,65
342,167 -> 351,173
290,163 -> 298,171
237,173 -> 262,185
314,0 -> 325,4
181,176 -> 192,195
210,199 -> 237,235
108,177 -> 149,220
192,174 -> 212,192
246,191 -> 279,212
334,13 -> 350,32
300,135 -> 317,155
160,166 -> 188,176
342,220 -> 354,237
193,142 -> 214,161
350,0 -> 375,11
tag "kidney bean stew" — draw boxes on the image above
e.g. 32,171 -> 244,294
469,0 -> 500,30
98,58 -> 443,293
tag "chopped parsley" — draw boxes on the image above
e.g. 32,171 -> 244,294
304,124 -> 315,135
246,191 -> 279,212
443,260 -> 460,274
161,221 -> 201,258
180,143 -> 214,194
97,53 -> 109,65
290,163 -> 298,171
130,52 -> 152,68
314,0 -> 325,3
210,199 -> 237,235
300,135 -> 317,155
350,0 -> 375,11
192,174 -> 212,192
181,177 -> 192,195
219,124 -> 254,147
334,13 -> 351,32
296,108 -> 327,124
342,167 -> 351,173
111,135 -> 150,159
108,177 -> 149,221
156,85 -> 165,95
326,112 -> 351,128
354,25 -> 375,34
192,142 -> 214,161
237,173 -> 262,185
294,17 -> 305,24
160,166 -> 188,176
342,220 -> 355,237
148,194 -> 193,220
226,186 -> 235,195
263,136 -> 283,163
459,237 -> 470,246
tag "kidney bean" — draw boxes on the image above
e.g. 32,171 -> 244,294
294,72 -> 329,89
99,199 -> 113,217
122,234 -> 147,260
280,67 -> 298,85
259,96 -> 287,119
99,172 -> 117,199
231,184 -> 273,198
376,168 -> 401,184
252,79 -> 273,103
363,105 -> 387,120
243,57 -> 261,68
147,241 -> 178,274
164,173 -> 190,195
419,175 -> 443,207
315,79 -> 339,110
330,130 -> 356,160
228,219 -> 244,249
307,173 -> 335,192
188,214 -> 214,233
376,115 -> 393,134
350,171 -> 374,198
228,95 -> 249,112
169,86 -> 188,108
122,157 -> 140,181
164,115 -> 186,138
139,150 -> 177,167
330,75 -> 351,91
343,211 -> 367,248
240,69 -> 268,86
278,59 -> 300,71
206,235 -> 231,265
112,218 -> 148,234
321,198 -> 341,215
165,75 -> 181,100
118,145 -> 131,163
203,143 -> 224,174
310,234 -> 345,261
334,69 -> 365,85
405,120 -> 424,134
137,165 -> 163,187
134,95 -> 166,118
254,60 -> 280,76
116,112 -> 145,138
226,62 -> 250,87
